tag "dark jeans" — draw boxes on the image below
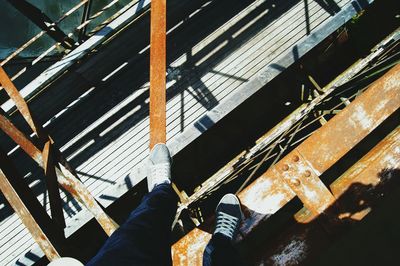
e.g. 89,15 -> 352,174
87,184 -> 240,266
203,234 -> 243,266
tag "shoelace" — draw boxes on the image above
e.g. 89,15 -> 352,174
149,162 -> 171,181
214,211 -> 239,240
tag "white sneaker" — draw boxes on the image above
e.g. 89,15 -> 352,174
147,143 -> 172,191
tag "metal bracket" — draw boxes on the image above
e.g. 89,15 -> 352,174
272,149 -> 336,215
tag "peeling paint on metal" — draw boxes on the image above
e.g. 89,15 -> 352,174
383,73 -> 400,92
244,189 -> 287,215
382,148 -> 400,167
349,105 -> 373,130
303,187 -> 318,203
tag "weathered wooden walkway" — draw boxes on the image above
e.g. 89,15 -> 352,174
0,0 -> 373,264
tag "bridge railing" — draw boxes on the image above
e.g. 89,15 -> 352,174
0,0 -> 146,96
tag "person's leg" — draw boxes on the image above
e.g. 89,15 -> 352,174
87,144 -> 177,266
87,184 -> 177,266
203,194 -> 244,266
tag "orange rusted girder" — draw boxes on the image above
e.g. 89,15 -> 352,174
0,66 -> 118,260
149,0 -> 167,149
0,112 -> 118,237
0,149 -> 64,261
172,65 -> 400,265
329,126 -> 400,220
253,127 -> 400,265
0,66 -> 44,138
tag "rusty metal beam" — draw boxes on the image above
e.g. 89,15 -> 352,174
0,111 -> 43,163
0,148 -> 65,261
0,111 -> 118,237
172,64 -> 400,265
149,0 -> 166,149
329,126 -> 400,220
172,31 -> 397,215
253,127 -> 400,265
296,66 -> 400,175
272,150 -> 336,215
0,66 -> 43,137
56,164 -> 118,236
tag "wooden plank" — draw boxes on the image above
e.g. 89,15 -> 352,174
15,0 -> 336,239
13,0 -> 322,183
0,0 -> 348,229
165,4 -> 332,137
167,0 -> 371,156
43,0 -> 332,210
165,0 -> 328,131
71,0 -> 332,195
63,0 -> 359,203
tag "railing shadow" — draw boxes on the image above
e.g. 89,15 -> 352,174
0,0 -> 342,231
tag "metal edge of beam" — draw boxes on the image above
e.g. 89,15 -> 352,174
1,0 -> 151,113
14,0 -> 375,264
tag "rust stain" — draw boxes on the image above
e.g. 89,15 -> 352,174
0,169 -> 61,261
295,127 -> 400,223
149,0 -> 167,148
172,65 -> 400,265
273,150 -> 335,215
57,164 -> 118,236
172,228 -> 211,265
330,127 -> 400,197
0,113 -> 43,166
297,64 -> 400,174
0,66 -> 42,136
259,128 -> 400,265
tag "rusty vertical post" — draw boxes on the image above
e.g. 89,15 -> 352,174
149,0 -> 167,149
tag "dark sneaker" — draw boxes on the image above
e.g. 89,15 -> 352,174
214,194 -> 243,241
147,143 -> 172,191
